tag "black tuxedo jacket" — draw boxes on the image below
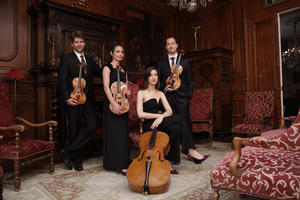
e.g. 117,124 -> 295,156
157,56 -> 194,101
58,51 -> 102,105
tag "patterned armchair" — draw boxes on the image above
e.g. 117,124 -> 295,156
0,82 -> 57,191
232,91 -> 275,137
189,88 -> 213,145
128,83 -> 142,147
210,110 -> 300,200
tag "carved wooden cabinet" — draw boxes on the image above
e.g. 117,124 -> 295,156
186,47 -> 233,134
27,1 -> 122,145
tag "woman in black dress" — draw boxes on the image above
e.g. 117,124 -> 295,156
136,67 -> 208,173
102,44 -> 130,174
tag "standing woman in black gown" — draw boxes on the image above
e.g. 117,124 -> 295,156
102,44 -> 130,174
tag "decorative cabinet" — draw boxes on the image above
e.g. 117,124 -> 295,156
27,1 -> 122,145
186,47 -> 233,134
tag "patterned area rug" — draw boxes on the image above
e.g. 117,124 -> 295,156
3,141 -> 263,200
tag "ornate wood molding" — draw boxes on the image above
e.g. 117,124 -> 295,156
0,0 -> 18,61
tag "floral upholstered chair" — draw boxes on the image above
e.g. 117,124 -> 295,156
189,88 -> 213,145
128,83 -> 142,147
0,82 -> 57,191
232,91 -> 275,137
210,109 -> 300,200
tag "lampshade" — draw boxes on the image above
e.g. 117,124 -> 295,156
6,69 -> 25,80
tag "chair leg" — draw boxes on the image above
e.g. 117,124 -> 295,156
209,130 -> 213,146
212,191 -> 220,200
50,150 -> 54,174
14,159 -> 20,191
0,178 -> 2,200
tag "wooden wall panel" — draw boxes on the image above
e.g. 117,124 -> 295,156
0,0 -> 17,61
49,0 -> 110,16
0,0 -> 30,79
206,4 -> 232,50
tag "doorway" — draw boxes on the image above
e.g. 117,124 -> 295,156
278,7 -> 300,117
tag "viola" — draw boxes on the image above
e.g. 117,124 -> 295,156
165,50 -> 183,90
127,128 -> 170,194
70,62 -> 86,104
109,67 -> 130,114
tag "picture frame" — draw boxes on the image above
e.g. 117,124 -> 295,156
263,0 -> 289,8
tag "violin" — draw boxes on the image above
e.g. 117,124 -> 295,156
165,50 -> 183,90
109,67 -> 130,114
70,62 -> 86,104
127,128 -> 170,194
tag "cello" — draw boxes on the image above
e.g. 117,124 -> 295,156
165,50 -> 183,90
70,62 -> 86,104
109,66 -> 130,114
127,128 -> 170,194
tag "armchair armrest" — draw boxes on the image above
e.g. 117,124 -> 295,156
16,117 -> 57,128
0,125 -> 25,133
279,116 -> 296,129
229,137 -> 250,176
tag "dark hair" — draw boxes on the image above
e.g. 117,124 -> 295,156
141,67 -> 160,90
110,42 -> 124,53
70,31 -> 85,42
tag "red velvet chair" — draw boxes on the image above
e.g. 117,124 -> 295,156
232,91 -> 275,137
128,83 -> 142,148
189,88 -> 213,145
0,82 -> 57,191
210,110 -> 299,200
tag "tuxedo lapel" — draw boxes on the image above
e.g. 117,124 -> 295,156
164,57 -> 171,75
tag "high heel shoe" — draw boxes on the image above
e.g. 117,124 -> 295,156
170,169 -> 179,175
188,154 -> 210,164
119,169 -> 127,176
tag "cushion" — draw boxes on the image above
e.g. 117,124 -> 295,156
244,91 -> 274,125
260,129 -> 286,139
250,109 -> 300,151
0,139 -> 54,159
0,82 -> 15,138
232,124 -> 272,135
192,123 -> 212,131
211,146 -> 300,199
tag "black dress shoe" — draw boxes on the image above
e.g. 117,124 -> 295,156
63,152 -> 72,170
170,169 -> 179,175
73,159 -> 83,171
188,154 -> 210,164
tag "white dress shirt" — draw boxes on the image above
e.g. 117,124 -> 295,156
74,50 -> 87,64
168,53 -> 178,68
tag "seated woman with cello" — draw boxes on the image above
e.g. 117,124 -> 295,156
136,67 -> 208,174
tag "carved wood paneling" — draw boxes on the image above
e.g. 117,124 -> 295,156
186,48 -> 233,134
0,0 -> 18,62
28,1 -> 122,144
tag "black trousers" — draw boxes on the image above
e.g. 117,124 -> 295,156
166,93 -> 195,151
64,101 -> 97,162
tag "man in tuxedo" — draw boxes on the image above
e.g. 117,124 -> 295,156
58,31 -> 101,171
157,37 -> 194,149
